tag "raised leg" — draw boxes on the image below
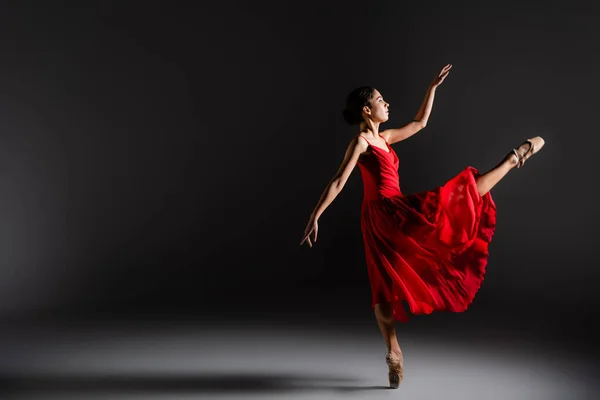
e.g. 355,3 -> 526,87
475,154 -> 516,196
476,137 -> 545,196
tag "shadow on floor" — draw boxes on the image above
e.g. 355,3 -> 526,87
1,372 -> 391,395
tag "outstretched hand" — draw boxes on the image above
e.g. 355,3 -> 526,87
432,64 -> 452,87
300,216 -> 319,248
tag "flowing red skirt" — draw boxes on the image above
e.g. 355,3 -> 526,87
361,166 -> 497,322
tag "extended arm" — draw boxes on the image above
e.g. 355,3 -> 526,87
382,64 -> 452,145
311,136 -> 365,220
300,137 -> 367,247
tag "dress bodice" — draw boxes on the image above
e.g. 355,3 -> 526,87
357,135 -> 402,201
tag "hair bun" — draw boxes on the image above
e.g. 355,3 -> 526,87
342,86 -> 375,126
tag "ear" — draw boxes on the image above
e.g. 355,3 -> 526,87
362,105 -> 371,115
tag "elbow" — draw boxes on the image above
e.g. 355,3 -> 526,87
333,177 -> 345,192
414,120 -> 426,130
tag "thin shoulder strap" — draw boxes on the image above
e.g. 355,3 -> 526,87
357,134 -> 371,145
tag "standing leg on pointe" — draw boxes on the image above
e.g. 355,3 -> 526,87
375,302 -> 403,388
476,136 -> 545,196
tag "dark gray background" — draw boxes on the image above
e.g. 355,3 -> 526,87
0,1 -> 597,334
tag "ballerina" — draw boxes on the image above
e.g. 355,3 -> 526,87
300,64 -> 545,388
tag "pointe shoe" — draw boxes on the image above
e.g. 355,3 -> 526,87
385,351 -> 403,389
512,136 -> 545,168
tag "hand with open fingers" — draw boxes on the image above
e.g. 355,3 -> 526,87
432,64 -> 452,87
300,217 -> 319,248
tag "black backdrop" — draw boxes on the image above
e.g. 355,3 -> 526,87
0,1 -> 597,328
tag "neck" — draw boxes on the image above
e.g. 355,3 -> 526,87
359,120 -> 380,137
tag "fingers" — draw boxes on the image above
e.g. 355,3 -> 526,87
300,231 -> 315,247
299,236 -> 311,247
300,230 -> 310,245
439,64 -> 452,76
435,66 -> 451,85
300,221 -> 318,247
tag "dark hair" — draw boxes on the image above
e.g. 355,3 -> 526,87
342,86 -> 375,126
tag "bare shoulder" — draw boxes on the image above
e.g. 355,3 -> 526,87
352,135 -> 369,153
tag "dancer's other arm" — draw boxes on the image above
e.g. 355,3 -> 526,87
300,136 -> 367,248
382,64 -> 452,145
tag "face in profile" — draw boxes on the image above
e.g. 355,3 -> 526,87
364,89 -> 390,123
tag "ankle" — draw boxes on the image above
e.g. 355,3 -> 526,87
506,151 -> 519,167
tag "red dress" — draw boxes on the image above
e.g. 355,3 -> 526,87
357,135 -> 497,322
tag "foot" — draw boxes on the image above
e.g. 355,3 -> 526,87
508,136 -> 545,168
386,350 -> 403,389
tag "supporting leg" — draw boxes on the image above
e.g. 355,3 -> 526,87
374,302 -> 400,353
375,302 -> 403,388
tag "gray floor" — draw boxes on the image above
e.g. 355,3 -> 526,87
1,318 -> 598,400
